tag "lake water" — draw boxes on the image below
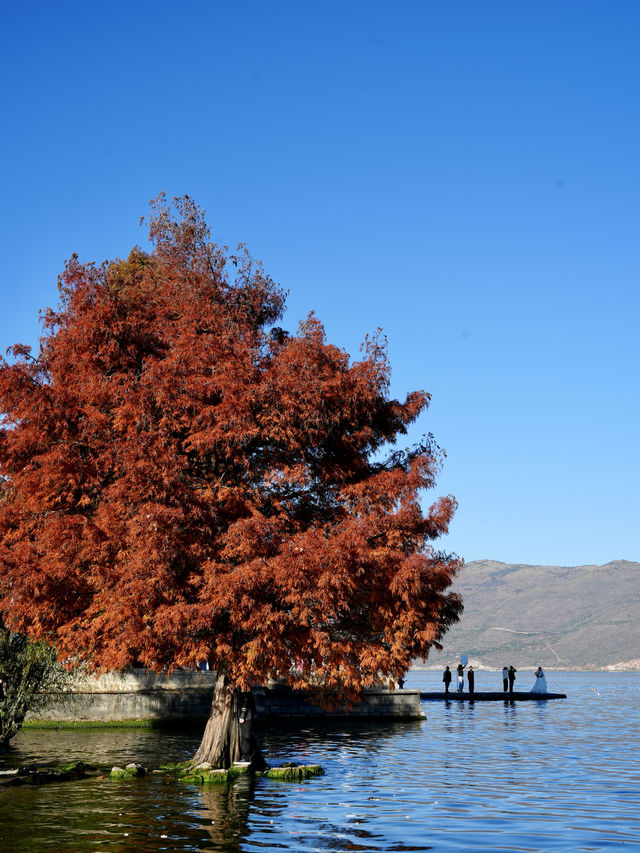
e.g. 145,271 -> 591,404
1,671 -> 639,851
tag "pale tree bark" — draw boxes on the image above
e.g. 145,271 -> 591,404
192,671 -> 267,771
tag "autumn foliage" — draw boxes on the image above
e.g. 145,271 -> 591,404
0,196 -> 461,711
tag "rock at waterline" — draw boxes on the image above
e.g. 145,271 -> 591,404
110,763 -> 148,779
0,761 -> 93,787
263,764 -> 325,782
109,759 -> 325,784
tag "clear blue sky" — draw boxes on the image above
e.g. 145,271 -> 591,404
1,1 -> 638,567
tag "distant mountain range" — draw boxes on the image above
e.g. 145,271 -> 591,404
421,559 -> 640,671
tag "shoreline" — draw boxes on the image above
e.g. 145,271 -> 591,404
411,665 -> 640,673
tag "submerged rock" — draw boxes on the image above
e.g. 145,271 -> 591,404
0,761 -> 93,787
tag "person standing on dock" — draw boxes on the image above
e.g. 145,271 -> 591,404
530,666 -> 548,694
468,666 -> 475,695
456,662 -> 465,692
508,665 -> 517,694
442,666 -> 452,693
502,666 -> 509,692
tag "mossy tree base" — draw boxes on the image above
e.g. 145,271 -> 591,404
2,757 -> 324,786
111,759 -> 325,785
191,676 -> 267,773
179,763 -> 324,785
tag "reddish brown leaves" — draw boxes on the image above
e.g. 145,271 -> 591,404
0,196 -> 462,696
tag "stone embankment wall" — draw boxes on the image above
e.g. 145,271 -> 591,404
26,671 -> 424,724
255,683 -> 423,720
25,671 -> 215,723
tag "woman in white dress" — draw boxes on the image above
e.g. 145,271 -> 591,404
530,666 -> 548,694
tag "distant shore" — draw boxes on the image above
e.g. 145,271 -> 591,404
412,664 -> 640,672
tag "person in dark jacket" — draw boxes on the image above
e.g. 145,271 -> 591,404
456,662 -> 465,692
442,666 -> 452,693
508,665 -> 517,694
468,666 -> 475,695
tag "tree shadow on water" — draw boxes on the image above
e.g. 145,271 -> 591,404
195,776 -> 257,852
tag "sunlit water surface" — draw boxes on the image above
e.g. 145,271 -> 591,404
1,672 -> 639,851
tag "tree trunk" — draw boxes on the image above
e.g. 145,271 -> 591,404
192,672 -> 267,771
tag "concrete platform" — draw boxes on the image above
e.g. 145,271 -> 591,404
255,685 -> 424,719
25,670 -> 425,724
420,691 -> 567,701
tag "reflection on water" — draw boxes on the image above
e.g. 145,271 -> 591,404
197,779 -> 255,852
1,672 -> 639,851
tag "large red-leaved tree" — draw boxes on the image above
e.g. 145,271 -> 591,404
0,196 -> 462,769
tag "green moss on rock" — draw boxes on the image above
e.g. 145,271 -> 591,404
112,759 -> 324,785
180,769 -> 228,785
109,767 -> 128,779
109,763 -> 148,778
0,762 -> 96,786
157,761 -> 192,774
58,761 -> 91,774
179,762 -> 252,785
263,764 -> 324,781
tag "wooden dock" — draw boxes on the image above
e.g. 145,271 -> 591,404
420,691 -> 567,701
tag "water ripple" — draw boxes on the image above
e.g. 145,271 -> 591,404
1,672 -> 639,851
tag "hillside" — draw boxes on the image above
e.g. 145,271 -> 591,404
422,559 -> 640,670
